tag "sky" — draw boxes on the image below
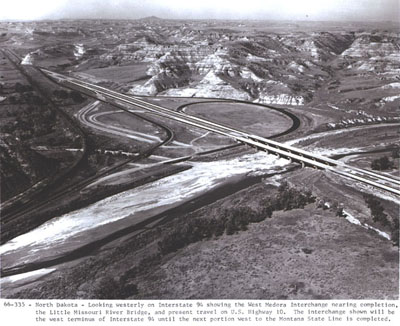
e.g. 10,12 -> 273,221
0,0 -> 399,22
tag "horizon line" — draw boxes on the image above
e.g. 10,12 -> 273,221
1,17 -> 399,24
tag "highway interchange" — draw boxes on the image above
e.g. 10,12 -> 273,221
1,61 -> 399,281
76,100 -> 163,144
42,68 -> 400,196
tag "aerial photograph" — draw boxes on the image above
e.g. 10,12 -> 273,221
0,0 -> 399,300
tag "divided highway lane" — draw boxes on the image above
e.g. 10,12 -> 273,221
41,69 -> 400,196
42,69 -> 243,137
249,134 -> 400,188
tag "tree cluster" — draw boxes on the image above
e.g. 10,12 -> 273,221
371,155 -> 394,171
15,82 -> 33,93
158,182 -> 316,255
53,89 -> 85,104
158,215 -> 231,255
271,181 -> 316,211
90,276 -> 138,299
363,194 -> 390,225
9,91 -> 44,106
391,147 -> 399,159
2,105 -> 56,140
363,193 -> 398,246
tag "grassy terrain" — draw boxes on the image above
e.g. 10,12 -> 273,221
137,204 -> 397,299
183,102 -> 292,138
82,63 -> 149,84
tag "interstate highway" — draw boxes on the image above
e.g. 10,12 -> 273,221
41,68 -> 400,196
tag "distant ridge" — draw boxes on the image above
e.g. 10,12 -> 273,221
137,16 -> 163,21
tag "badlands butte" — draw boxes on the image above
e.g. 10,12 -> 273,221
0,18 -> 399,299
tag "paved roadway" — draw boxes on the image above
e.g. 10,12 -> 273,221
76,100 -> 162,143
41,68 -> 400,196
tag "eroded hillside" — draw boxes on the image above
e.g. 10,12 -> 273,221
1,20 -> 398,112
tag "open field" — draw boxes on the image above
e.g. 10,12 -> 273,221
82,63 -> 149,84
181,101 -> 292,138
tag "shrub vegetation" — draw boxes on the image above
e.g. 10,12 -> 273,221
158,182 -> 315,255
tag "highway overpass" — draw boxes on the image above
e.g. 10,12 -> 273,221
41,68 -> 400,196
